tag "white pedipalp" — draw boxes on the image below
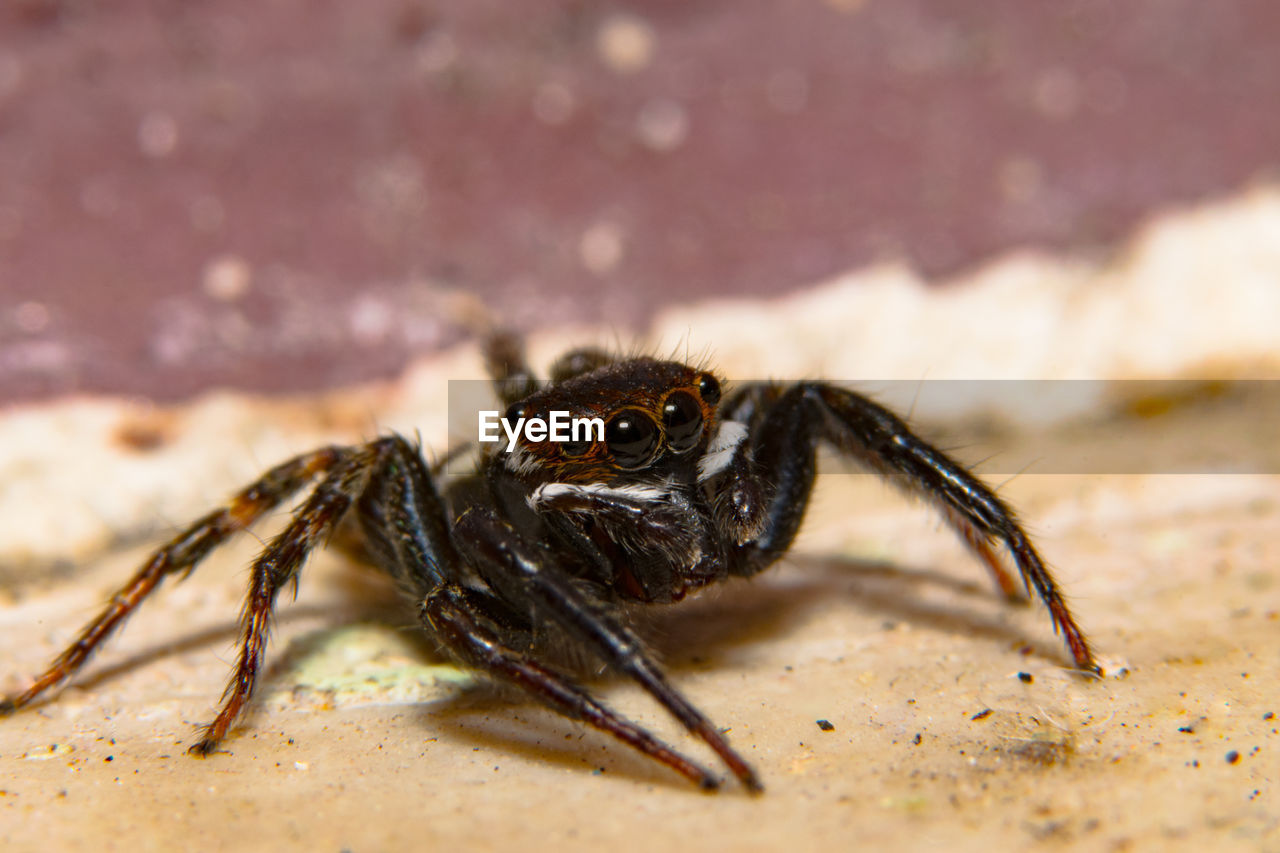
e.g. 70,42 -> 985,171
527,481 -> 673,511
696,420 -> 748,482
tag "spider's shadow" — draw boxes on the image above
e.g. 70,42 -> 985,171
635,552 -> 1058,666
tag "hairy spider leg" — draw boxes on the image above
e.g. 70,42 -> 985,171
0,447 -> 345,717
355,436 -> 722,789
547,347 -> 616,383
486,333 -> 617,405
938,504 -> 1027,602
423,586 -> 721,790
454,508 -> 764,792
189,444 -> 383,754
484,329 -> 541,406
351,435 -> 464,595
721,382 -> 1098,674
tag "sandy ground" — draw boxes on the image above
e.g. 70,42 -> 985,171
2,193 -> 1280,851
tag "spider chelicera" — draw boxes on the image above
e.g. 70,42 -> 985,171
1,333 -> 1098,792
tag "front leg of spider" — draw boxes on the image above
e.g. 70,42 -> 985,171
420,585 -> 722,790
355,437 -> 724,790
452,508 -> 764,792
723,382 -> 1099,675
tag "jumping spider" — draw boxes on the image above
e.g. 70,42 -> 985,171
1,334 -> 1098,792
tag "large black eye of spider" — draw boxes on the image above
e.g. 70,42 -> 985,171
559,430 -> 594,458
697,373 -> 721,405
662,391 -> 703,453
604,409 -> 660,469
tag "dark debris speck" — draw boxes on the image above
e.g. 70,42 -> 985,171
816,719 -> 835,732
971,708 -> 994,721
1017,672 -> 1033,684
1226,750 -> 1241,764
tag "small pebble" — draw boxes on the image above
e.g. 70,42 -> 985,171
816,719 -> 835,732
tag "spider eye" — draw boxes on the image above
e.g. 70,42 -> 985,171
559,436 -> 593,457
604,409 -> 660,469
697,374 -> 721,405
504,403 -> 527,423
662,391 -> 703,454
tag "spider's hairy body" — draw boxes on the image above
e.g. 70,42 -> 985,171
1,334 -> 1098,793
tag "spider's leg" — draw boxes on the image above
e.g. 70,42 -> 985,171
189,444 -> 381,754
1,447 -> 345,715
936,505 -> 1026,602
423,584 -> 721,791
547,347 -> 615,382
348,438 -> 722,789
483,329 -> 540,406
455,508 -> 764,792
349,434 -> 464,596
729,382 -> 1098,674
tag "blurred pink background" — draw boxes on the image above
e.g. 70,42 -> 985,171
2,0 -> 1277,401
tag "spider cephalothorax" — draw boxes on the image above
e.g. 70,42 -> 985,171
1,334 -> 1099,793
497,357 -> 725,481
